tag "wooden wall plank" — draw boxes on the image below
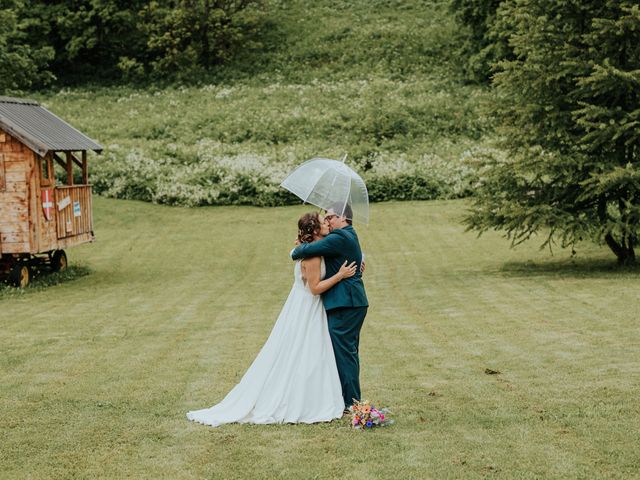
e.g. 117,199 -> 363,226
2,153 -> 27,162
5,171 -> 27,182
56,232 -> 93,250
1,231 -> 29,243
3,181 -> 28,193
0,202 -> 28,215
0,191 -> 29,203
0,221 -> 29,233
2,140 -> 24,153
2,154 -> 29,186
0,212 -> 29,223
3,160 -> 30,172
0,241 -> 30,253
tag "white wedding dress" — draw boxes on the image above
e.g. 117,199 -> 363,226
187,259 -> 344,426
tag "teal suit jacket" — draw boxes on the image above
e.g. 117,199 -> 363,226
291,225 -> 368,311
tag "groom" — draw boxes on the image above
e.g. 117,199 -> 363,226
291,203 -> 368,410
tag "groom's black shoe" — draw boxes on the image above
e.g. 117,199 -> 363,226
343,408 -> 351,415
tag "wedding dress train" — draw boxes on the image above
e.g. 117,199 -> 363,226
187,259 -> 344,426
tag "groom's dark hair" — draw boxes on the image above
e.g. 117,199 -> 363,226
330,202 -> 353,225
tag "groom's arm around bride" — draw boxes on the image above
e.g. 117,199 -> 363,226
291,208 -> 367,310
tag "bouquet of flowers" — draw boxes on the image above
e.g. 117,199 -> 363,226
348,400 -> 392,429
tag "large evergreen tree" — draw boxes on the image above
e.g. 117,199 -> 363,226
465,0 -> 640,264
450,0 -> 507,82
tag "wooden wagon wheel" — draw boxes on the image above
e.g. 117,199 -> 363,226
9,262 -> 30,288
51,250 -> 68,272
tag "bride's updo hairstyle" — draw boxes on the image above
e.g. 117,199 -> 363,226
298,212 -> 322,244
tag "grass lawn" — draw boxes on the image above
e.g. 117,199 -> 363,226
1,197 -> 638,479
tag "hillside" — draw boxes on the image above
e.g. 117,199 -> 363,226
32,0 -> 496,206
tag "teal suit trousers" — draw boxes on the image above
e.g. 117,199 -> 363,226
327,306 -> 368,407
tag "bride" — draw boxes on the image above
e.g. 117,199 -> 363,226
187,212 -> 357,426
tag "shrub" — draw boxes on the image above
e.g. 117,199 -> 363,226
91,145 -> 488,207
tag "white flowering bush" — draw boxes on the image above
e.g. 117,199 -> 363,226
92,145 -> 301,207
91,145 -> 489,207
42,74 -> 497,208
365,152 -> 479,202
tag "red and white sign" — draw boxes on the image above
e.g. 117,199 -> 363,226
42,188 -> 54,221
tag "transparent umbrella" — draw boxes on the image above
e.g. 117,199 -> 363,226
280,156 -> 369,225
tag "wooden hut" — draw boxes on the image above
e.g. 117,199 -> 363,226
0,96 -> 102,287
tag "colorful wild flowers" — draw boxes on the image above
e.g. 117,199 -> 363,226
349,400 -> 392,429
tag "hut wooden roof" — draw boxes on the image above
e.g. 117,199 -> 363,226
0,96 -> 102,157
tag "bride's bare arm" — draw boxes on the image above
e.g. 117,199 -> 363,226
302,257 -> 357,295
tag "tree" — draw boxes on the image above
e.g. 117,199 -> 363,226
0,0 -> 54,93
450,0 -> 509,82
1,0 -> 264,86
50,0 -> 148,79
465,1 -> 640,264
133,0 -> 263,80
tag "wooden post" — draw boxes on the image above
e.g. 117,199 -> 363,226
31,152 -> 40,252
65,151 -> 73,186
82,151 -> 88,184
48,153 -> 54,185
0,153 -> 5,191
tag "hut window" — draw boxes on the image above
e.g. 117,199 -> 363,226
40,155 -> 53,186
